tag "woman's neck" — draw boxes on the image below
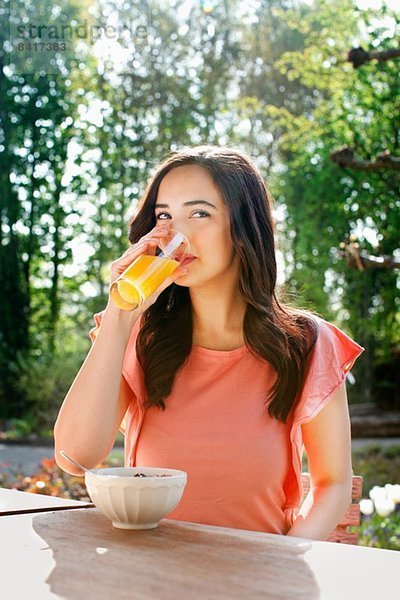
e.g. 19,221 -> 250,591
190,284 -> 247,347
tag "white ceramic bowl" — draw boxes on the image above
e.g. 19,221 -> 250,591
85,466 -> 187,530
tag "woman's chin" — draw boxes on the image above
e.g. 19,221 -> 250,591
174,276 -> 189,286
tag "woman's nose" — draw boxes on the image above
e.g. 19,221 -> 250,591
168,221 -> 189,239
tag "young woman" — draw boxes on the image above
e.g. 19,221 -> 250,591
54,145 -> 364,540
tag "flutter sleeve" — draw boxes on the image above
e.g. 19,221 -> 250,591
284,317 -> 365,519
293,317 -> 365,426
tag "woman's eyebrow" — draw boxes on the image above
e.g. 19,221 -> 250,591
155,200 -> 217,210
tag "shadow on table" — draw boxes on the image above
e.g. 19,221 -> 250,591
32,509 -> 321,599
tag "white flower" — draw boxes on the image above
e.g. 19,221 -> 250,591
360,499 -> 374,516
369,485 -> 387,502
385,484 -> 400,503
374,498 -> 395,518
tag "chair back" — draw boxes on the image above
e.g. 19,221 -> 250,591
299,473 -> 363,544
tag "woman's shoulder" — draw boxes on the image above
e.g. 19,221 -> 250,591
293,310 -> 361,353
309,315 -> 364,365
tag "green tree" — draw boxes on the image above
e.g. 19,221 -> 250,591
261,0 -> 399,406
0,0 -> 88,417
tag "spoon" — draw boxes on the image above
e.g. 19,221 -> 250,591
60,450 -> 92,474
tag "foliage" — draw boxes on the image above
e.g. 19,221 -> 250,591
264,0 -> 400,407
354,447 -> 400,550
0,453 -> 124,500
1,418 -> 34,440
357,482 -> 400,551
4,457 -> 91,501
352,444 -> 400,493
0,0 -> 89,414
359,510 -> 400,551
12,344 -> 89,435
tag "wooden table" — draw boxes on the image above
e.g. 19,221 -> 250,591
0,487 -> 93,515
0,505 -> 398,599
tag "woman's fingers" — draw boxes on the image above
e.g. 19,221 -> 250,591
121,240 -> 157,259
121,233 -> 167,257
112,242 -> 153,271
109,224 -> 172,287
112,238 -> 162,271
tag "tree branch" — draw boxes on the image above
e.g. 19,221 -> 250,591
347,46 -> 400,68
337,241 -> 400,271
330,146 -> 400,171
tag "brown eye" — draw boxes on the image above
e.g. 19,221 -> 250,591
191,211 -> 210,218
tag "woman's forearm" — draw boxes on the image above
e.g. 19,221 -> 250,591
286,481 -> 352,541
54,303 -> 139,474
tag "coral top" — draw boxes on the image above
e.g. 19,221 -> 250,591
89,312 -> 364,535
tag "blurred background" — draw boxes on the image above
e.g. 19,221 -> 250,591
0,0 -> 399,548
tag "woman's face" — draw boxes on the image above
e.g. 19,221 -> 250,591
154,164 -> 240,288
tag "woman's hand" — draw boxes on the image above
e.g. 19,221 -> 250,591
106,222 -> 188,314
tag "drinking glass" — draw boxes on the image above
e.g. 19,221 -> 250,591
110,229 -> 191,311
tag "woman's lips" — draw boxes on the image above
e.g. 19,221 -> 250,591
180,256 -> 197,267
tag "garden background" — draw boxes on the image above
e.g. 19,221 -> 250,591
0,0 -> 399,550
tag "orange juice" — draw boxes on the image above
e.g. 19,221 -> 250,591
110,254 -> 180,311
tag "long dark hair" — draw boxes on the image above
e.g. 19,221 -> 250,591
128,145 -> 320,423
